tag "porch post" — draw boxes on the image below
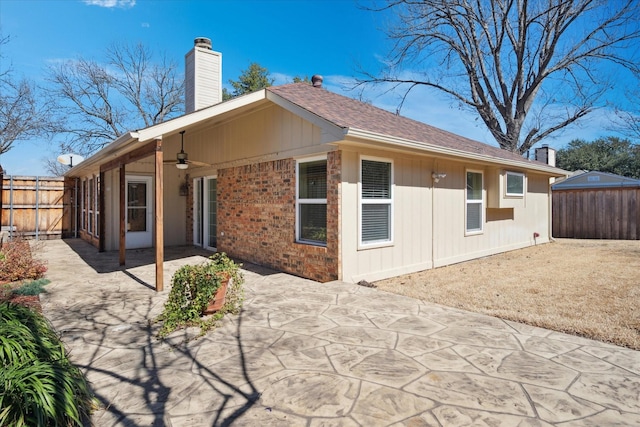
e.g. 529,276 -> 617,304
154,139 -> 164,292
119,165 -> 126,265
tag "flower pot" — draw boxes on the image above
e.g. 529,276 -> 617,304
203,275 -> 229,314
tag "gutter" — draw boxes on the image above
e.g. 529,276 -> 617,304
345,128 -> 567,176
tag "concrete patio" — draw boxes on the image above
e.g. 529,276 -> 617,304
39,239 -> 640,426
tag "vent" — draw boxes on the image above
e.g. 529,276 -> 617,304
194,37 -> 212,50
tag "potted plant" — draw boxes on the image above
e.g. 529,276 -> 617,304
157,252 -> 244,338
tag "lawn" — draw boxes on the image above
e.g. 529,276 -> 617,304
375,239 -> 640,350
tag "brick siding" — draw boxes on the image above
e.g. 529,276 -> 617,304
216,152 -> 340,282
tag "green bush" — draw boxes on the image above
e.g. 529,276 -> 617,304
158,253 -> 244,338
0,303 -> 94,426
12,278 -> 51,296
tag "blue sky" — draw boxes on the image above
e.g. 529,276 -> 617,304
0,0 -> 633,176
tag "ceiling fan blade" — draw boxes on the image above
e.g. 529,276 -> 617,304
187,160 -> 211,167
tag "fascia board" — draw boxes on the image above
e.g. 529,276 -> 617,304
345,128 -> 568,176
64,131 -> 139,177
137,90 -> 268,142
265,91 -> 347,144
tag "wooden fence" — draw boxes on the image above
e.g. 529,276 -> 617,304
552,187 -> 640,240
1,175 -> 74,240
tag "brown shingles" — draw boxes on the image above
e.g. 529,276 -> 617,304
267,83 -> 531,164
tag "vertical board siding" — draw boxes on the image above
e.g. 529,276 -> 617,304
553,188 -> 640,240
1,176 -> 72,239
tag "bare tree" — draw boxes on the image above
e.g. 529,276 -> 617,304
364,0 -> 640,154
0,35 -> 53,155
615,77 -> 640,141
45,42 -> 183,157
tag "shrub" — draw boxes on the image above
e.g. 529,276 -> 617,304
0,303 -> 94,426
12,279 -> 51,296
157,253 -> 244,338
0,240 -> 47,284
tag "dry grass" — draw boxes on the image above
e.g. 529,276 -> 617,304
375,239 -> 640,350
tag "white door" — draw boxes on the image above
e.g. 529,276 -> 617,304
193,176 -> 217,250
126,176 -> 153,249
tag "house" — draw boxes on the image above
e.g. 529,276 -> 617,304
65,38 -> 566,288
552,171 -> 640,239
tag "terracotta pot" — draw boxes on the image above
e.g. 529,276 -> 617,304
203,275 -> 229,314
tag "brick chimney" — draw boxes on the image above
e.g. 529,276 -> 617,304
535,144 -> 556,167
185,37 -> 222,113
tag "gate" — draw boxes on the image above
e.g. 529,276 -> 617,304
1,175 -> 75,240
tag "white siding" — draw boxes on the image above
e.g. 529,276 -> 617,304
341,152 -> 553,283
341,148 -> 433,283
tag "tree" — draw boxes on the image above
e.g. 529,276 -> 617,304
45,42 -> 183,157
556,137 -> 640,178
616,74 -> 640,140
292,75 -> 311,84
0,35 -> 53,155
222,62 -> 273,100
366,0 -> 640,154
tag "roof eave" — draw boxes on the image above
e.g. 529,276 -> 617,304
64,90 -> 270,177
65,131 -> 139,177
344,128 -> 568,176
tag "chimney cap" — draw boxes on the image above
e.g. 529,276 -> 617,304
311,74 -> 323,88
194,37 -> 212,50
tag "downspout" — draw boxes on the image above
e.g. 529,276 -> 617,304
431,160 -> 437,269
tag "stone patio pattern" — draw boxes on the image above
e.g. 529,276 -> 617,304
39,239 -> 640,426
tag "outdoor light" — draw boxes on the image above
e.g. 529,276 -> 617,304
176,130 -> 189,170
432,172 -> 447,183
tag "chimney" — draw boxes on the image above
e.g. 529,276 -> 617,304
185,37 -> 222,113
535,144 -> 556,167
311,74 -> 323,88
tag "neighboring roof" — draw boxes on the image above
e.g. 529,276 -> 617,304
268,83 -> 565,175
68,82 -> 566,177
552,171 -> 640,190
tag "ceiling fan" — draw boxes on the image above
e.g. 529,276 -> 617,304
164,130 -> 210,169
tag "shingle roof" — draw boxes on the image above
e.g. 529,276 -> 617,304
552,171 -> 640,190
268,83 -> 535,165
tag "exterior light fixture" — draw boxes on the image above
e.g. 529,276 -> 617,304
432,172 -> 447,183
176,130 -> 189,170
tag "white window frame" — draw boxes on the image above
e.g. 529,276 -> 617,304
359,155 -> 394,249
296,155 -> 328,246
80,179 -> 86,231
465,169 -> 484,235
87,177 -> 94,235
505,171 -> 525,197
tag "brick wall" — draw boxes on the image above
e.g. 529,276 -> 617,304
216,152 -> 340,282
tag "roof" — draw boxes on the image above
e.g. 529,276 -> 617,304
268,83 -> 564,174
68,82 -> 566,177
552,171 -> 640,190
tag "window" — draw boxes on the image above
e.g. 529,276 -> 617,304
80,179 -> 86,231
95,176 -> 100,237
360,158 -> 392,245
505,171 -> 524,197
466,170 -> 483,234
193,176 -> 218,249
297,158 -> 327,245
88,177 -> 94,234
